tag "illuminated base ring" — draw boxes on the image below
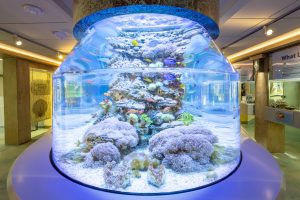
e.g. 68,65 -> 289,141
7,133 -> 284,200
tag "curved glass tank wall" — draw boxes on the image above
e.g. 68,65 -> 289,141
52,5 -> 240,194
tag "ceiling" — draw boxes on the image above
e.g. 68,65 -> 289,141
0,0 -> 299,60
218,0 -> 300,55
0,0 -> 74,59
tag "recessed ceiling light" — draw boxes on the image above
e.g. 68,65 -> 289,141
16,40 -> 22,46
266,29 -> 273,36
52,31 -> 69,40
23,4 -> 44,16
264,26 -> 273,36
13,35 -> 22,46
57,52 -> 64,60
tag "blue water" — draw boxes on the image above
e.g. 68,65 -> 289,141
52,13 -> 240,193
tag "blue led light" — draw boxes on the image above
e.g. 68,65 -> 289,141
73,4 -> 219,40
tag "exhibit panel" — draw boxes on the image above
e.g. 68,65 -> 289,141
267,45 -> 300,128
52,5 -> 240,194
30,68 -> 53,131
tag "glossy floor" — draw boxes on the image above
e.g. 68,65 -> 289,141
242,120 -> 300,200
0,128 -> 49,200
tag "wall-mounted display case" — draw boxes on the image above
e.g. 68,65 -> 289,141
266,45 -> 300,128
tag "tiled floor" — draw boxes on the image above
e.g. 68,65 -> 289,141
0,123 -> 299,200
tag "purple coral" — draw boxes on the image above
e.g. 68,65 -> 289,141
91,142 -> 120,163
149,125 -> 217,172
83,142 -> 120,168
163,154 -> 197,173
83,117 -> 139,151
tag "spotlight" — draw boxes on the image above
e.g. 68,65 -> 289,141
57,52 -> 64,60
14,35 -> 23,46
264,26 -> 273,36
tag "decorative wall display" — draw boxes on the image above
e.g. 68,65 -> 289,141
30,69 -> 52,123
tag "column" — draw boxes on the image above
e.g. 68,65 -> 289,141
254,56 -> 285,152
3,57 -> 31,145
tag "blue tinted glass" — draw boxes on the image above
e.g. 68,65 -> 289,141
52,13 -> 240,194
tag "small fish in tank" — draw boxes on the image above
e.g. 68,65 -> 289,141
52,7 -> 240,194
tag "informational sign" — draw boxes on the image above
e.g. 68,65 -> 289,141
271,45 -> 300,80
30,69 -> 52,123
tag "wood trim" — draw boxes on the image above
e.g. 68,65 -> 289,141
229,28 -> 300,63
0,42 -> 61,67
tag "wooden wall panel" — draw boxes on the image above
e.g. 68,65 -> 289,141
3,57 -> 54,145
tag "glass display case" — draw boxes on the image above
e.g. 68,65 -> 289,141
52,5 -> 240,194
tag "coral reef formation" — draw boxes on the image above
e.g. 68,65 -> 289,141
124,152 -> 150,171
147,159 -> 166,187
96,71 -> 185,146
149,125 -> 218,172
90,18 -> 205,147
83,117 -> 139,151
104,161 -> 132,189
83,142 -> 121,168
57,14 -> 240,192
177,112 -> 194,125
210,145 -> 239,165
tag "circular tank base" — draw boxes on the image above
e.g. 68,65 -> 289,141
7,133 -> 284,200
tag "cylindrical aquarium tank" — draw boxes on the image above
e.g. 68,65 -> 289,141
52,5 -> 240,194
